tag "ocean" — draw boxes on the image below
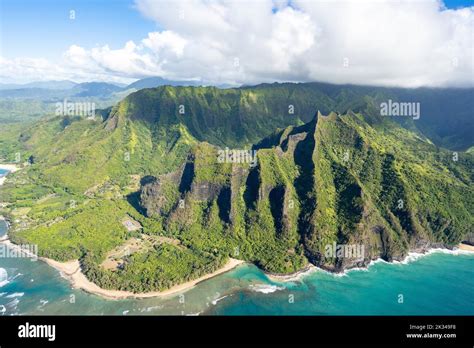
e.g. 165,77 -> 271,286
0,238 -> 472,315
0,166 -> 473,315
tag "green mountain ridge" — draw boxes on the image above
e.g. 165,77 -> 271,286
138,110 -> 473,274
1,83 -> 472,292
2,82 -> 472,150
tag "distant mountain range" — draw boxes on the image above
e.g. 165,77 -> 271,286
0,80 -> 78,90
0,77 -> 210,98
0,78 -> 210,123
1,80 -> 472,151
0,82 -> 123,99
126,77 -> 202,90
0,77 -> 236,98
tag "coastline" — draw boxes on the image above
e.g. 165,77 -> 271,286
265,242 -> 474,283
42,256 -> 244,300
0,166 -> 472,298
0,163 -> 20,185
264,264 -> 317,282
0,163 -> 20,172
0,162 -> 245,300
458,243 -> 474,252
1,229 -> 473,298
24,243 -> 474,298
0,234 -> 245,300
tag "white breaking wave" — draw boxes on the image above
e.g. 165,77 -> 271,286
268,266 -> 318,282
249,284 -> 285,294
10,273 -> 23,281
211,295 -> 229,305
6,298 -> 19,307
275,247 -> 474,281
6,292 -> 24,298
140,305 -> 164,312
386,248 -> 472,266
314,268 -> 348,278
0,267 -> 8,287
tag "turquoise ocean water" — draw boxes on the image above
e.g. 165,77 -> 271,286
0,166 -> 473,315
0,242 -> 472,316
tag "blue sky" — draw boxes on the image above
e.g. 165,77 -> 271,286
1,0 -> 157,59
444,0 -> 474,9
1,0 -> 473,87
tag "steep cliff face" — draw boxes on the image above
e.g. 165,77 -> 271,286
301,111 -> 472,271
4,83 -> 473,292
140,111 -> 473,273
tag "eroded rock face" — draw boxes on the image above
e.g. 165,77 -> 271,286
190,182 -> 223,202
140,178 -> 165,217
463,233 -> 474,245
284,132 -> 307,153
105,113 -> 119,131
140,166 -> 185,218
137,112 -> 473,274
230,165 -> 248,225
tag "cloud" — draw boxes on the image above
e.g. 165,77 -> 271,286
1,0 -> 473,87
62,42 -> 163,79
142,31 -> 187,57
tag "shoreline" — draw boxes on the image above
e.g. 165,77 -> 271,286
0,163 -> 20,186
0,164 -> 245,300
265,242 -> 474,283
457,242 -> 474,252
264,264 -> 317,282
42,256 -> 244,300
0,235 -> 245,300
1,233 -> 473,298
0,163 -> 20,172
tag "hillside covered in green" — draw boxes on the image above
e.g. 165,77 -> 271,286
1,83 -> 472,292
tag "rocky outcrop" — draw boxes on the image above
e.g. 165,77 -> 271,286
138,111 -> 473,274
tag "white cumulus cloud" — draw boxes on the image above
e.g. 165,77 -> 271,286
1,0 -> 473,87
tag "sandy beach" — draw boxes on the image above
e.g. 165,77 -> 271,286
0,163 -> 20,172
0,235 -> 244,300
0,163 -> 20,185
458,242 -> 474,252
265,264 -> 317,282
42,256 -> 244,300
